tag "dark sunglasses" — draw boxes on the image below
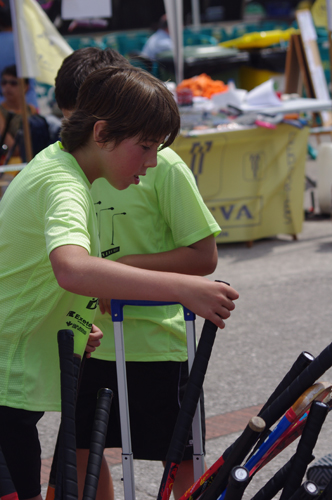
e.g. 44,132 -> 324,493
1,79 -> 18,87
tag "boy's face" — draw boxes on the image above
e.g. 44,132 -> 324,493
97,135 -> 162,190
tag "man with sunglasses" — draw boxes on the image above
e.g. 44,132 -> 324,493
0,1 -> 38,108
0,65 -> 38,162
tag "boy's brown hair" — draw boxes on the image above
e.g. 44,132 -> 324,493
55,47 -> 130,111
61,66 -> 180,152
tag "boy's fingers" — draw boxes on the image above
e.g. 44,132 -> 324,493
88,334 -> 103,343
225,299 -> 236,312
98,298 -> 112,315
90,323 -> 103,334
85,326 -> 103,356
216,281 -> 239,301
105,301 -> 112,315
99,299 -> 106,315
89,326 -> 103,339
86,342 -> 101,351
211,315 -> 226,329
219,306 -> 232,320
85,338 -> 101,355
225,285 -> 239,301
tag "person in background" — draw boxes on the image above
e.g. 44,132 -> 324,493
0,65 -> 38,158
0,1 -> 39,109
141,14 -> 173,61
55,48 -> 226,500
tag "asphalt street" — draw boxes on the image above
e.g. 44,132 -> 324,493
37,153 -> 332,499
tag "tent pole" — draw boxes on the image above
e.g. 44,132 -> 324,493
10,0 -> 33,161
327,0 -> 332,97
191,0 -> 201,28
18,79 -> 33,162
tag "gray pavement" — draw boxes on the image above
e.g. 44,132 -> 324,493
37,152 -> 332,499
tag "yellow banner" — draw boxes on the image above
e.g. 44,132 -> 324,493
311,0 -> 328,28
12,0 -> 73,85
172,124 -> 310,243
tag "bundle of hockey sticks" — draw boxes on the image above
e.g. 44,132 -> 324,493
158,338 -> 332,500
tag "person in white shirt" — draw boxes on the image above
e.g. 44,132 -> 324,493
141,14 -> 173,61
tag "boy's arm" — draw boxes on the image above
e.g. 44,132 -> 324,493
116,234 -> 218,276
49,244 -> 238,329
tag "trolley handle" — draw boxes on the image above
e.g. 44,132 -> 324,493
110,299 -> 195,322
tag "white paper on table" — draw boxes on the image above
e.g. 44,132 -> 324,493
61,0 -> 112,19
212,88 -> 248,109
244,79 -> 282,107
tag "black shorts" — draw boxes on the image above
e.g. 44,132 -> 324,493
0,406 -> 44,499
76,358 -> 205,461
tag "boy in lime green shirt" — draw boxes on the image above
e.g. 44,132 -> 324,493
55,48 -> 227,500
0,64 -> 238,500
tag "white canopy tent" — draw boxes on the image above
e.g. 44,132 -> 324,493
163,0 -> 202,84
191,0 -> 201,27
163,0 -> 184,84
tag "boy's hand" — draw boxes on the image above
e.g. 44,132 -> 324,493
99,297 -> 112,316
85,324 -> 103,358
180,278 -> 239,330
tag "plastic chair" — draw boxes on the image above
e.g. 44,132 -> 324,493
66,36 -> 105,51
116,33 -> 150,57
102,33 -> 119,51
127,54 -> 160,78
183,31 -> 218,46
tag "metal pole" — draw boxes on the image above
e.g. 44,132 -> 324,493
326,0 -> 332,96
191,0 -> 201,28
9,0 -> 33,162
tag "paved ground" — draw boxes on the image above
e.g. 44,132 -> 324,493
37,151 -> 332,499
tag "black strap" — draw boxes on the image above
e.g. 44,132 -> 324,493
0,110 -> 14,151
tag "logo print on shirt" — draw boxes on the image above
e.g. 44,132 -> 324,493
66,310 -> 93,334
95,201 -> 126,257
86,298 -> 99,310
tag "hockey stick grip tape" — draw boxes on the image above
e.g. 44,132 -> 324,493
199,417 -> 265,500
251,352 -> 315,454
250,456 -> 296,500
260,342 -> 332,430
165,319 -> 218,464
157,320 -> 218,500
250,454 -> 315,500
280,401 -> 329,500
56,329 -> 78,500
47,352 -> 83,500
223,466 -> 249,500
259,352 -> 314,417
288,481 -> 320,500
83,388 -> 113,500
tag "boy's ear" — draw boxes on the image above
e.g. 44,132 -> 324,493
93,120 -> 108,146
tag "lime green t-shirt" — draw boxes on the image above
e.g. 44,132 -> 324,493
91,147 -> 221,362
0,142 -> 99,411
